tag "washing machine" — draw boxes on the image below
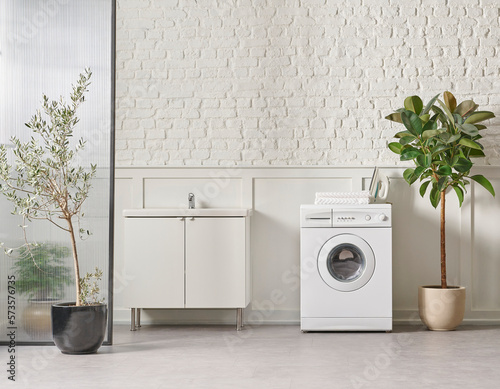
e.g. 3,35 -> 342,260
300,204 -> 392,331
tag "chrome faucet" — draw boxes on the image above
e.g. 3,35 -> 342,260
188,193 -> 195,209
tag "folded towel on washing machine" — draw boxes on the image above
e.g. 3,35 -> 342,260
315,197 -> 370,205
315,191 -> 372,205
316,191 -> 370,199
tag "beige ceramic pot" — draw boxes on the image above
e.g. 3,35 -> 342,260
418,286 -> 466,331
22,299 -> 59,339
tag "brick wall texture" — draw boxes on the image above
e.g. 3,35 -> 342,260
115,0 -> 500,166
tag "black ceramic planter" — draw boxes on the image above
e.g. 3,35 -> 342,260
51,303 -> 107,354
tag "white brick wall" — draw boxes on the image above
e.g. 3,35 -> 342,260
115,0 -> 500,166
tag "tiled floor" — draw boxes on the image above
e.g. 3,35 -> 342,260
11,324 -> 500,388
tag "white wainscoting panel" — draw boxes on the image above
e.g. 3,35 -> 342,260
114,167 -> 500,325
144,177 -> 243,209
470,176 -> 500,313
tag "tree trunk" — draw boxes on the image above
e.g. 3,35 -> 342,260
440,190 -> 447,289
66,217 -> 82,306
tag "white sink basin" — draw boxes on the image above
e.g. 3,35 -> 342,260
123,208 -> 252,217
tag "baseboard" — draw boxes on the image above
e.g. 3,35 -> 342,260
113,308 -> 500,326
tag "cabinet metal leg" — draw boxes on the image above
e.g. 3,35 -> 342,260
130,308 -> 136,331
236,308 -> 243,331
137,308 -> 141,328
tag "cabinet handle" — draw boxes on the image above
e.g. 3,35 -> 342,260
189,217 -> 195,221
178,217 -> 184,221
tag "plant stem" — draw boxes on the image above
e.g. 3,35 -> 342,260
66,217 -> 82,306
440,190 -> 447,289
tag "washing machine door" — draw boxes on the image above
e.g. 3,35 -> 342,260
318,234 -> 375,292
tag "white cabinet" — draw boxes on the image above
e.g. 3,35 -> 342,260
123,218 -> 184,308
122,210 -> 251,330
185,217 -> 246,308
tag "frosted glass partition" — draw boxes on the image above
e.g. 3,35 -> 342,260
0,0 -> 114,344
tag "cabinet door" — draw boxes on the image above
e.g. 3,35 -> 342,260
123,218 -> 184,308
185,218 -> 246,308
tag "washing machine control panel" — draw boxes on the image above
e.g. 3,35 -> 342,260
333,209 -> 391,227
300,205 -> 392,228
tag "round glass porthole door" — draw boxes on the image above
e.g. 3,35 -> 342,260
318,234 -> 375,292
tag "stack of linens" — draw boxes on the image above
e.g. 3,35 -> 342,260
315,191 -> 372,205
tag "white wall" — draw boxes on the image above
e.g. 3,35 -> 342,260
112,0 -> 500,325
115,0 -> 500,167
113,166 -> 500,325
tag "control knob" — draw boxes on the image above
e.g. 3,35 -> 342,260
378,213 -> 387,221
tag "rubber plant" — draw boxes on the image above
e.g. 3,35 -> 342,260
386,92 -> 495,289
0,69 -> 96,306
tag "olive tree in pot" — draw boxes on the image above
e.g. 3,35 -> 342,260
386,92 -> 495,330
0,69 -> 107,353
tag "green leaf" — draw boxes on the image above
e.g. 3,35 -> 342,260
438,132 -> 451,143
404,96 -> 423,115
470,175 -> 495,197
443,91 -> 457,112
458,180 -> 468,190
408,111 -> 423,135
394,131 -> 415,139
449,155 -> 459,167
453,185 -> 464,207
469,148 -> 486,158
388,142 -> 403,154
454,100 -> 477,117
437,165 -> 452,176
385,112 -> 402,123
420,114 -> 430,124
420,180 -> 431,197
464,111 -> 495,124
431,105 -> 447,123
459,138 -> 482,150
424,153 -> 432,167
422,118 -> 438,132
447,134 -> 461,144
431,144 -> 450,156
422,129 -> 441,140
399,136 -> 415,146
400,147 -> 423,161
403,168 -> 418,185
437,176 -> 448,192
400,111 -> 416,136
453,113 -> 464,125
401,111 -> 419,136
454,157 -> 473,173
437,99 -> 455,124
458,123 -> 479,137
422,93 -> 440,115
414,166 -> 425,178
416,153 -> 431,168
430,186 -> 440,208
